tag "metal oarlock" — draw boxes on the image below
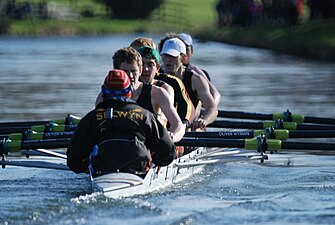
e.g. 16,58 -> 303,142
63,114 -> 80,125
264,127 -> 276,139
1,138 -> 8,168
0,138 -> 8,156
1,154 -> 6,169
22,129 -> 34,140
45,122 -> 56,132
254,134 -> 270,163
274,119 -> 284,129
283,109 -> 292,122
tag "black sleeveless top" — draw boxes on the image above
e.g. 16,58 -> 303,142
183,69 -> 200,108
137,83 -> 154,113
155,80 -> 165,87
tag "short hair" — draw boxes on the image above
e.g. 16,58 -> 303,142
113,46 -> 142,69
130,37 -> 156,50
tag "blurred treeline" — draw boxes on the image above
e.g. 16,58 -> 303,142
0,0 -> 163,34
215,0 -> 335,27
0,0 -> 334,35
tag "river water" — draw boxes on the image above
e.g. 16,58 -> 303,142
0,35 -> 334,225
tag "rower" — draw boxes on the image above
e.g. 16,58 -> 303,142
160,38 -> 218,131
136,45 -> 175,127
96,46 -> 185,143
130,37 -> 157,51
136,45 -> 195,128
137,45 -> 195,157
179,33 -> 221,107
158,33 -> 221,108
67,69 -> 176,176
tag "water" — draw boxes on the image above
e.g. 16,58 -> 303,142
0,35 -> 334,225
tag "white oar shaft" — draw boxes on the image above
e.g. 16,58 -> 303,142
175,159 -> 220,168
196,149 -> 242,159
34,148 -> 67,159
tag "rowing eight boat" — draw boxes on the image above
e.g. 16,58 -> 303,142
91,147 -> 267,198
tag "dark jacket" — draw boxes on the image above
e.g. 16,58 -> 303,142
67,98 -> 176,175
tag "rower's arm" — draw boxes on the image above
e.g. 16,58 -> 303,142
207,81 -> 221,107
67,111 -> 96,173
151,86 -> 185,142
146,114 -> 176,166
192,74 -> 218,128
162,82 -> 175,103
192,66 -> 221,107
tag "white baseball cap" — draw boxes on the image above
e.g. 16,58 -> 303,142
179,33 -> 193,46
160,38 -> 186,57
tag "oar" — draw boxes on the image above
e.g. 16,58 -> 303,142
2,135 -> 334,156
177,137 -> 335,151
175,154 -> 267,168
185,129 -> 335,140
1,131 -> 75,141
218,110 -> 335,125
29,148 -> 67,159
21,149 -> 66,158
0,160 -> 69,170
0,115 -> 80,135
1,138 -> 71,155
3,128 -> 334,143
0,123 -> 77,135
208,120 -> 335,130
0,114 -> 81,128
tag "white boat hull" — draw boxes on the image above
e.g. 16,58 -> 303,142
91,147 -> 266,198
91,147 -> 206,198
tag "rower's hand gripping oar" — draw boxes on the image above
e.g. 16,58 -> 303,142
218,109 -> 335,125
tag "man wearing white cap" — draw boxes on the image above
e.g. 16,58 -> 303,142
158,33 -> 221,108
160,38 -> 218,131
179,33 -> 221,107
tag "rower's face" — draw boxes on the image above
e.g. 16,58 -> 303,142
161,54 -> 183,75
140,57 -> 160,84
119,61 -> 142,88
184,45 -> 192,64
